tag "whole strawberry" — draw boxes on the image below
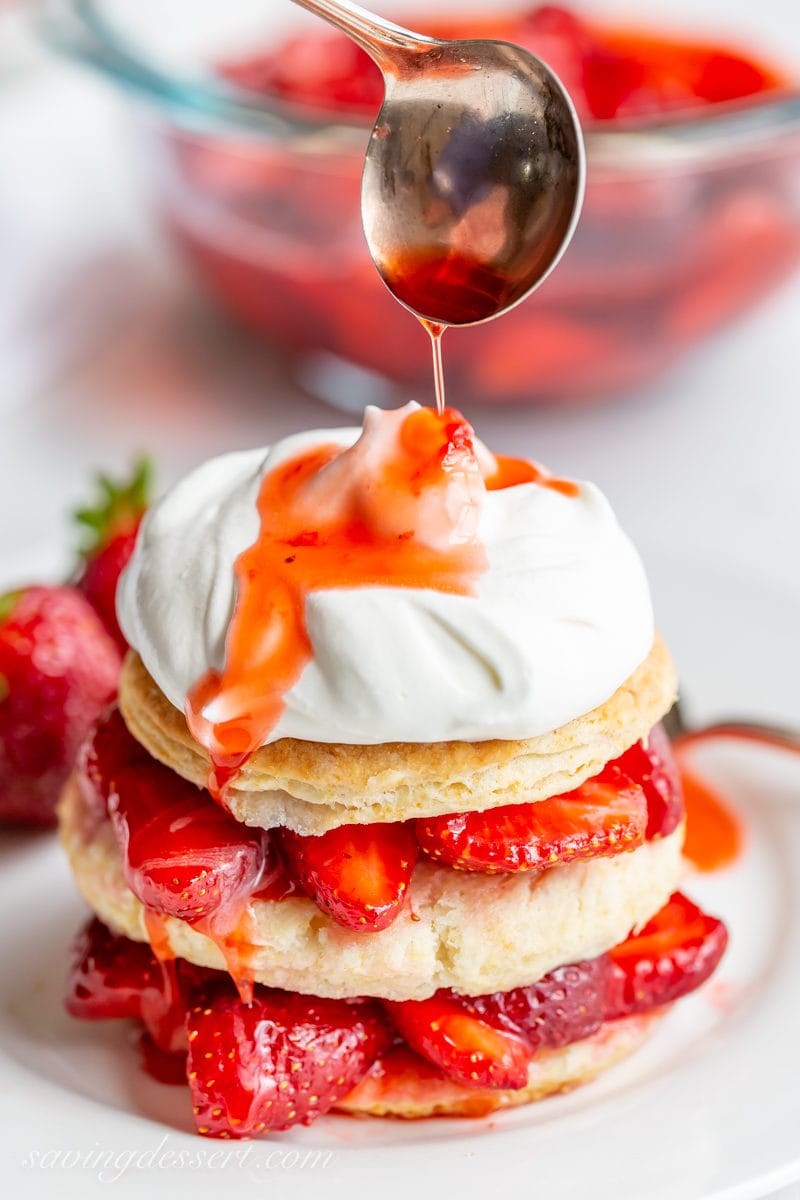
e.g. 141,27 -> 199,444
0,586 -> 121,827
74,458 -> 151,653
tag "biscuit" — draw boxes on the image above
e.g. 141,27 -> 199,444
118,635 -> 677,834
336,1015 -> 657,1117
60,777 -> 684,1002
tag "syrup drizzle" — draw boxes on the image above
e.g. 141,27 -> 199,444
192,910 -> 258,1004
485,454 -> 579,496
423,321 -> 447,415
673,726 -> 800,874
414,249 -> 534,417
144,910 -> 174,963
138,846 -> 262,1003
143,894 -> 265,1004
392,249 -> 522,328
185,252 -> 579,798
678,761 -> 744,873
186,406 -> 489,797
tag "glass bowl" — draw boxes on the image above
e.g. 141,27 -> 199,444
40,0 -> 800,408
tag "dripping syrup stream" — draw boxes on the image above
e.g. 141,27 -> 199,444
423,320 -> 447,415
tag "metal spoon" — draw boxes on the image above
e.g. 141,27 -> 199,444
290,0 -> 585,329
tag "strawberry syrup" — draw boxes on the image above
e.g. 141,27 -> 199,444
408,249 -> 524,416
143,911 -> 174,962
186,406 -> 491,796
673,730 -> 768,873
673,724 -> 800,872
394,250 -> 524,331
427,322 -> 446,415
485,454 -> 579,496
678,762 -> 744,873
675,724 -> 800,871
410,251 -> 536,416
185,403 -> 579,798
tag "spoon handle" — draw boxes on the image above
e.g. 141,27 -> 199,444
663,701 -> 800,753
289,0 -> 433,69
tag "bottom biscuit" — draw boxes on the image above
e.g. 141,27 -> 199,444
336,1015 -> 655,1118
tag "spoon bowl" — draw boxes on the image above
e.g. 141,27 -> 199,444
292,0 -> 585,327
362,39 -> 584,326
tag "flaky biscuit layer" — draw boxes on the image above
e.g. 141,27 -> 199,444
118,636 -> 676,834
60,778 -> 684,1002
336,1015 -> 656,1118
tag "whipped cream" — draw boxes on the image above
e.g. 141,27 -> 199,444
118,408 -> 654,746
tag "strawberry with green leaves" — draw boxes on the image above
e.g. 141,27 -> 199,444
74,458 -> 152,653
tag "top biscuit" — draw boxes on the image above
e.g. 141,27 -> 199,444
118,636 -> 676,835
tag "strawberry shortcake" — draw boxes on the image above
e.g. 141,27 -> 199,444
60,403 -> 726,1137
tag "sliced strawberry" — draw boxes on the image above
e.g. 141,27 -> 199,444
606,891 -> 728,1018
138,1033 -> 191,1085
279,821 -> 418,931
65,917 -> 215,1052
385,993 -> 532,1090
74,457 -> 152,652
250,847 -> 301,902
186,985 -> 393,1137
617,723 -> 684,839
387,893 -> 726,1092
416,762 -> 647,874
77,706 -> 147,819
107,760 -> 269,924
467,956 -> 611,1050
66,917 -> 165,1024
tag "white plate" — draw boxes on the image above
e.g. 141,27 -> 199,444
0,555 -> 799,1200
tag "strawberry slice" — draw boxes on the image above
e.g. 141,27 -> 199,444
467,956 -> 611,1050
606,891 -> 728,1018
416,761 -> 647,874
138,1034 -> 192,1085
65,917 -> 215,1052
186,985 -> 393,1137
279,821 -> 418,931
387,892 -> 727,1092
78,706 -> 147,819
108,761 -> 269,924
385,993 -> 532,1090
616,723 -> 684,839
66,917 -> 166,1024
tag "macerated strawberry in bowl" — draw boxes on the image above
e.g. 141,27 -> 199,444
58,403 -> 729,1137
44,0 -> 800,407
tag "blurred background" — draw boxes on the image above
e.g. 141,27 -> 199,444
1,0 -> 799,718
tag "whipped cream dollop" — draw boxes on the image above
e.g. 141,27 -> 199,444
118,407 -> 654,746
